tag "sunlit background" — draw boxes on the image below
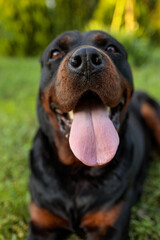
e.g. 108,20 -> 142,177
0,0 -> 160,56
0,0 -> 160,239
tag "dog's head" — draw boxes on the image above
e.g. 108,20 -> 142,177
38,30 -> 133,166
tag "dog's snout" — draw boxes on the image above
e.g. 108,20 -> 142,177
68,47 -> 103,75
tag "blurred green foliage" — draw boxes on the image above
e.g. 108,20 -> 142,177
0,0 -> 97,56
0,0 -> 160,57
0,0 -> 51,56
111,33 -> 151,66
0,57 -> 39,240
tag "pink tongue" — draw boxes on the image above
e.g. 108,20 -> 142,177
69,100 -> 119,166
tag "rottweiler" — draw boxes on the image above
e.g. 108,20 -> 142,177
28,30 -> 160,240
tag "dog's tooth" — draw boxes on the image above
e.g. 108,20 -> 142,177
106,107 -> 111,116
65,133 -> 69,139
69,111 -> 73,120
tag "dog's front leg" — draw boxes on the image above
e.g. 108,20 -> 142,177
81,201 -> 131,240
28,221 -> 71,240
28,201 -> 71,240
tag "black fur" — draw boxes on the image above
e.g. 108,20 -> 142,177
28,30 -> 160,240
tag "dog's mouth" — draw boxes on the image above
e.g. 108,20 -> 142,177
50,91 -> 126,166
50,92 -> 125,135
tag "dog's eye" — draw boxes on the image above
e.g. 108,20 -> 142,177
50,49 -> 62,59
106,45 -> 117,53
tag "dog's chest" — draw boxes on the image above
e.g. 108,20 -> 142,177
43,167 -> 125,220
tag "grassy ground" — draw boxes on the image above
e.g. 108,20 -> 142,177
0,50 -> 160,240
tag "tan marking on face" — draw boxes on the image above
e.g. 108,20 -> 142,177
93,33 -> 107,45
59,36 -> 71,49
29,201 -> 68,229
40,84 -> 78,165
141,102 -> 160,146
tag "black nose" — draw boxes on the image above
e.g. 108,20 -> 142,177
68,47 -> 103,75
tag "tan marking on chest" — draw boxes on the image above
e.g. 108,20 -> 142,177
81,202 -> 123,231
29,201 -> 68,229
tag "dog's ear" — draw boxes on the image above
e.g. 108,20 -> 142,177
39,55 -> 44,68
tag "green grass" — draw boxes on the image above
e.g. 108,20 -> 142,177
0,58 -> 40,240
0,50 -> 160,240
